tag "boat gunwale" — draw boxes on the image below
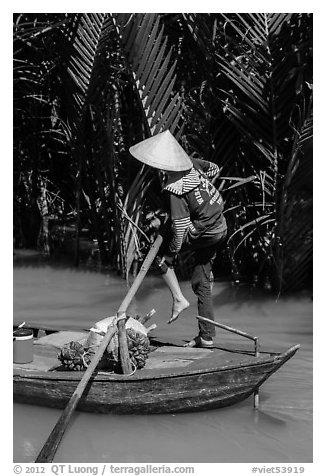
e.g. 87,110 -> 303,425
13,344 -> 300,382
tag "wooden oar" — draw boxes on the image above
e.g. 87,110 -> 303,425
35,324 -> 118,463
35,234 -> 163,463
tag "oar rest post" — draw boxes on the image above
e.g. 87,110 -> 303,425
196,315 -> 261,409
196,315 -> 260,357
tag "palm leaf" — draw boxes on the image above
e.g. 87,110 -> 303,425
55,14 -> 121,265
184,13 -> 312,290
114,13 -> 184,136
112,13 -> 185,276
216,14 -> 295,156
62,14 -> 115,134
277,94 -> 313,290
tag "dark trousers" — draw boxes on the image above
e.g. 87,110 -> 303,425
156,225 -> 227,340
191,230 -> 227,340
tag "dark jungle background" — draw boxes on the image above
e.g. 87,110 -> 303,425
13,13 -> 313,294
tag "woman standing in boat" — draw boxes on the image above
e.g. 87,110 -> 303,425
129,130 -> 227,348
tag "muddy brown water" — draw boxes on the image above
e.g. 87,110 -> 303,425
13,256 -> 312,463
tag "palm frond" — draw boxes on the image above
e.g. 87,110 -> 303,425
277,93 -> 313,290
63,14 -> 115,133
112,13 -> 185,276
113,13 -> 184,136
216,14 -> 295,155
184,13 -> 312,291
227,214 -> 274,243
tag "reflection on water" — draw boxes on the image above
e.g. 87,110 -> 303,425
13,258 -> 312,463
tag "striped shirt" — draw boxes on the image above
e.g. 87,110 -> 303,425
164,158 -> 226,254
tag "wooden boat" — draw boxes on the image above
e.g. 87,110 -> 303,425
13,327 -> 300,414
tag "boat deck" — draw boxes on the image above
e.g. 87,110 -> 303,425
13,330 -> 280,377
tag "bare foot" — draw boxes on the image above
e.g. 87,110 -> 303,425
167,297 -> 189,324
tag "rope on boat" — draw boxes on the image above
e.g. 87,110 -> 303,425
124,360 -> 137,377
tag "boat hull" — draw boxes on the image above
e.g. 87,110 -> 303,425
13,346 -> 299,414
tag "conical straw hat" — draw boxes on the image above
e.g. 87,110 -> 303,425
129,130 -> 193,172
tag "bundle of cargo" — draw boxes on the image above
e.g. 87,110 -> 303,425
58,311 -> 156,373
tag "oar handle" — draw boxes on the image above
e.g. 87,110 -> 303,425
35,324 -> 117,463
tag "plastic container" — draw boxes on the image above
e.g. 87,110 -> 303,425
13,328 -> 34,364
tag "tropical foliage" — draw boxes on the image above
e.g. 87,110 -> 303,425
13,13 -> 312,292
